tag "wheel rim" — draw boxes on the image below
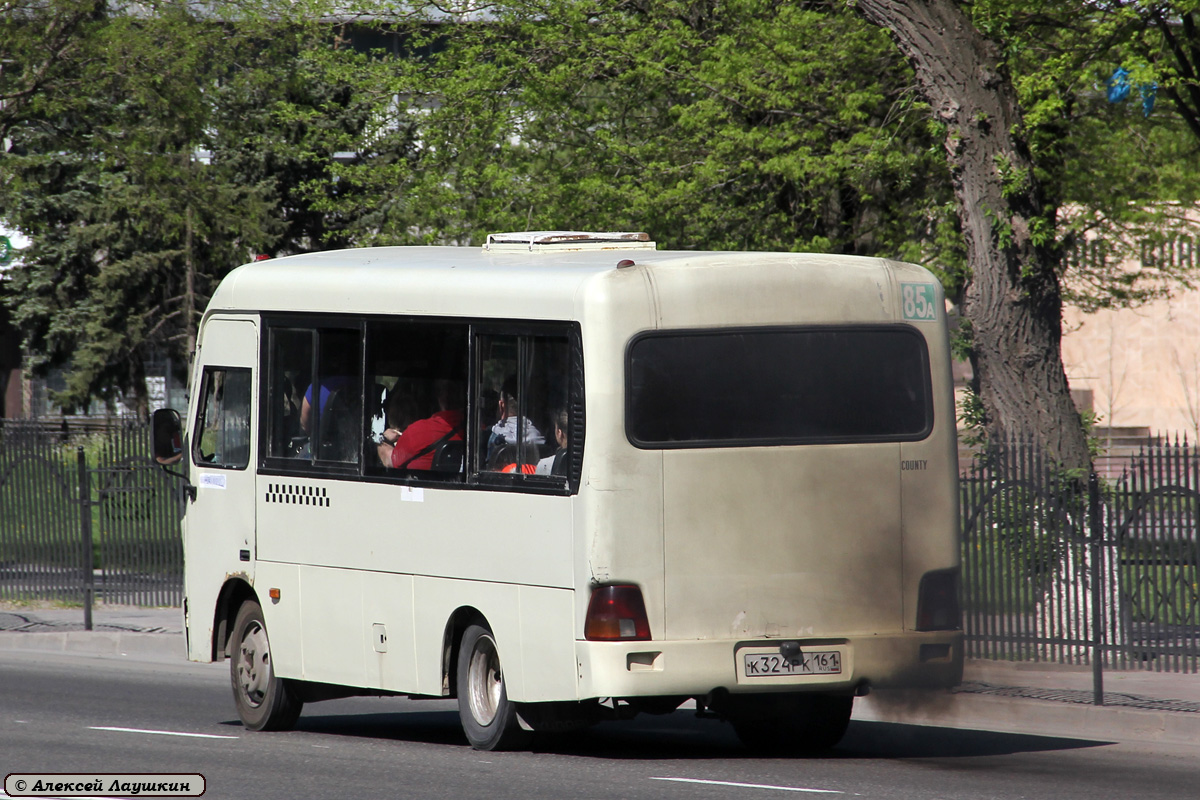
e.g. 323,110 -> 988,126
237,620 -> 271,708
466,633 -> 503,727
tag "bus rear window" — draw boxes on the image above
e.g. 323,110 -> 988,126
626,326 -> 933,448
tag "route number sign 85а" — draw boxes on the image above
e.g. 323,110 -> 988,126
901,282 -> 938,322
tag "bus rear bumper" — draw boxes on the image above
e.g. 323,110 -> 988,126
574,631 -> 963,700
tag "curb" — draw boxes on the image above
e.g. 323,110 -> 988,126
0,631 -> 183,659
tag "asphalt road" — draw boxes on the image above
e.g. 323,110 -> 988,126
2,649 -> 1198,800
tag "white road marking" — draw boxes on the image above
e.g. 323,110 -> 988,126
650,777 -> 842,794
88,725 -> 238,740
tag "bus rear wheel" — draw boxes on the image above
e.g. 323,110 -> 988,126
729,693 -> 853,754
456,624 -> 532,751
230,600 -> 302,731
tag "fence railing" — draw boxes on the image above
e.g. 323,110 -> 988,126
0,423 -> 85,604
0,421 -> 183,616
5,418 -> 1198,682
961,437 -> 1200,690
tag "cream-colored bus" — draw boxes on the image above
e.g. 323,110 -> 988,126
153,231 -> 962,752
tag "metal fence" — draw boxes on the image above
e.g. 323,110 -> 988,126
961,437 -> 1200,685
0,421 -> 183,616
5,415 -> 1198,680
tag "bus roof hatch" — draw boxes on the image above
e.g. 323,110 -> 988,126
484,231 -> 656,253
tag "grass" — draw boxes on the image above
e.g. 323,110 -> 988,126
1,433 -> 181,576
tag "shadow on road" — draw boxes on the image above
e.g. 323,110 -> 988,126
223,700 -> 1110,762
839,720 -> 1110,758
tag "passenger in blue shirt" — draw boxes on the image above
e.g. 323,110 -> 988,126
300,376 -> 351,434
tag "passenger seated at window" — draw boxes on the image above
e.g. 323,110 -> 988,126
300,376 -> 351,435
535,409 -> 569,476
491,445 -> 537,474
371,381 -> 421,443
486,375 -> 544,469
377,379 -> 464,470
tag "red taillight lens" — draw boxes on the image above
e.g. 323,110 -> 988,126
585,585 -> 651,641
916,568 -> 961,631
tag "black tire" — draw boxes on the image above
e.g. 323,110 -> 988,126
455,623 -> 532,751
230,600 -> 302,731
730,693 -> 853,754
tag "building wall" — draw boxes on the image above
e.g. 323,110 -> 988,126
2,369 -> 21,418
0,302 -> 23,419
1061,237 -> 1200,441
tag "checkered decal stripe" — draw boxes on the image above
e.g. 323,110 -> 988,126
265,483 -> 330,507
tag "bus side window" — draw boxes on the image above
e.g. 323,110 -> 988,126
264,325 -> 363,466
531,336 -> 571,476
193,367 -> 252,469
313,329 -> 362,464
365,320 -> 468,479
477,334 -> 570,478
267,328 -> 312,459
479,335 -> 539,472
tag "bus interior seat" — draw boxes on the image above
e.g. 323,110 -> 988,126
430,440 -> 465,473
318,388 -> 358,462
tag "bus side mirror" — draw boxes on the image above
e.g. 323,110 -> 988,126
152,408 -> 184,466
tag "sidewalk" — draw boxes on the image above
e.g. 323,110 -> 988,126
858,657 -> 1200,748
0,603 -> 183,659
2,604 -> 1198,746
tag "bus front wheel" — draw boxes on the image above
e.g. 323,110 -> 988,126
230,600 -> 303,731
455,624 -> 532,751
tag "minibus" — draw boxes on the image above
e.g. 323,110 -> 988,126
153,231 -> 962,752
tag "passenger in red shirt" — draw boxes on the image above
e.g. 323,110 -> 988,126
377,380 -> 464,470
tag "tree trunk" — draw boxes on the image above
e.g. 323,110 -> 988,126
127,357 -> 150,423
185,201 -> 197,357
853,0 -> 1092,475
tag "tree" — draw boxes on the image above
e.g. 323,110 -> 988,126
2,3 -> 414,416
327,0 -> 958,263
851,1 -> 1128,474
0,0 -> 106,145
1123,2 -> 1200,142
208,24 -> 396,253
1,7 -> 280,418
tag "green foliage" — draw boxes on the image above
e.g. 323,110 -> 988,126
322,0 -> 955,258
957,383 -> 988,450
965,0 -> 1200,310
960,476 -> 1087,609
0,0 -> 107,142
2,0 -> 1199,417
0,7 -> 338,415
1080,407 -> 1106,461
209,27 -> 396,251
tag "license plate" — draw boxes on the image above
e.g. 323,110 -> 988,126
742,650 -> 842,677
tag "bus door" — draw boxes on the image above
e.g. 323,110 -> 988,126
184,317 -> 258,660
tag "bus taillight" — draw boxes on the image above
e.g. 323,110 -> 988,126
585,585 -> 651,641
915,568 -> 961,631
